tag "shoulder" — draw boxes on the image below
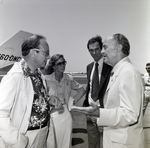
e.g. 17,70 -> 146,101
64,73 -> 74,81
44,73 -> 54,81
120,62 -> 141,79
87,62 -> 94,69
103,62 -> 112,70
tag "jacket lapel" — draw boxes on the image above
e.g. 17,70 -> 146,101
87,62 -> 94,81
106,59 -> 129,92
99,63 -> 111,91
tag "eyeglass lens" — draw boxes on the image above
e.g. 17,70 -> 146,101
56,61 -> 66,66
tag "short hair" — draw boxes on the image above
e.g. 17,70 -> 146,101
146,63 -> 150,66
45,54 -> 66,74
112,34 -> 130,56
87,36 -> 103,49
22,34 -> 46,56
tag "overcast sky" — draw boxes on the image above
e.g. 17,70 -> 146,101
0,0 -> 150,74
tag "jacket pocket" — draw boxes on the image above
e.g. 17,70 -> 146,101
110,128 -> 132,144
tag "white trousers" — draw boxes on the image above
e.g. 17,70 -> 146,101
26,126 -> 48,148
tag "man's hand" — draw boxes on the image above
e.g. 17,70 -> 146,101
71,103 -> 100,117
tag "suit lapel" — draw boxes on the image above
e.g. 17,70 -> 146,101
87,62 -> 94,81
99,63 -> 111,91
106,59 -> 129,92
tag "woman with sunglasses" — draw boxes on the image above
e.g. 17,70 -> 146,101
43,54 -> 85,148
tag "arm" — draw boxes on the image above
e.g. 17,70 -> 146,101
0,74 -> 28,148
71,77 -> 85,104
72,69 -> 143,127
97,69 -> 143,127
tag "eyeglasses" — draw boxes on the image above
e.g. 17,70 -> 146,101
55,61 -> 67,66
146,67 -> 150,70
34,49 -> 49,57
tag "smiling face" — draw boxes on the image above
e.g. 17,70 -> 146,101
88,41 -> 103,62
54,57 -> 66,73
101,37 -> 119,67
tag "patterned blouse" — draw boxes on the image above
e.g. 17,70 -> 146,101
21,60 -> 50,129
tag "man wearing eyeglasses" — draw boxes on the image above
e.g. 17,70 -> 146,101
82,36 -> 112,148
0,35 -> 60,148
143,62 -> 150,148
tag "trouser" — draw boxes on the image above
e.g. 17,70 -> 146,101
87,116 -> 103,148
144,128 -> 150,148
0,137 -> 5,148
26,126 -> 48,148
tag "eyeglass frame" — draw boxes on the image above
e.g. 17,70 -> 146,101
55,61 -> 67,66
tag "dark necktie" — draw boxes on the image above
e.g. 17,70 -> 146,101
91,62 -> 100,101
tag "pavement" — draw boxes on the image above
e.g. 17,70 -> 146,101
71,91 -> 89,148
72,111 -> 88,148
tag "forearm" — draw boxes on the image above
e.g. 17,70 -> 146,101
73,88 -> 85,103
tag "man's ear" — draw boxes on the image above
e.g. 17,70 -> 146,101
30,49 -> 36,57
117,44 -> 122,52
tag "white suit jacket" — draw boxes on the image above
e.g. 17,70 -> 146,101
97,57 -> 144,148
0,62 -> 35,148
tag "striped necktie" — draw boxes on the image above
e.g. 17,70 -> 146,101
91,62 -> 100,101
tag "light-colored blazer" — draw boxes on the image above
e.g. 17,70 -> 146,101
97,57 -> 144,148
0,62 -> 34,148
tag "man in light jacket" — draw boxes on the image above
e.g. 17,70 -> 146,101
72,33 -> 144,148
0,34 -> 59,148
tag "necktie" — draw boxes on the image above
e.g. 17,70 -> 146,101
91,62 -> 100,101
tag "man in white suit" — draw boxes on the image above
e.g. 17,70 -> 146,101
72,33 -> 144,148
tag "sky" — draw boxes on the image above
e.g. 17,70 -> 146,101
0,0 -> 150,74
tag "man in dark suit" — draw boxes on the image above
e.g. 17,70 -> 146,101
83,36 -> 112,148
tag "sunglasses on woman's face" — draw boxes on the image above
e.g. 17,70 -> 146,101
56,61 -> 67,66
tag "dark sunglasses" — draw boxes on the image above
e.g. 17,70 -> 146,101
56,61 -> 67,66
146,68 -> 150,70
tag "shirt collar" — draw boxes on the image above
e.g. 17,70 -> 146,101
111,57 -> 128,73
94,57 -> 103,66
21,59 -> 41,77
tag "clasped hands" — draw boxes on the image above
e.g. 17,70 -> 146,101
48,95 -> 63,108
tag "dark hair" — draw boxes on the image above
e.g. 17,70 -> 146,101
22,34 -> 46,56
45,54 -> 66,74
112,34 -> 130,56
146,63 -> 150,66
87,36 -> 103,49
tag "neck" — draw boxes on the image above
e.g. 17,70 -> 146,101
55,71 -> 63,82
25,60 -> 37,73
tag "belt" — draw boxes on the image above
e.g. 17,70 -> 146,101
28,122 -> 47,131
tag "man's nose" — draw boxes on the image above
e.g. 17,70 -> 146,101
92,50 -> 96,54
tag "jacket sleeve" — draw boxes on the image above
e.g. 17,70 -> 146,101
0,74 -> 28,148
97,69 -> 143,127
